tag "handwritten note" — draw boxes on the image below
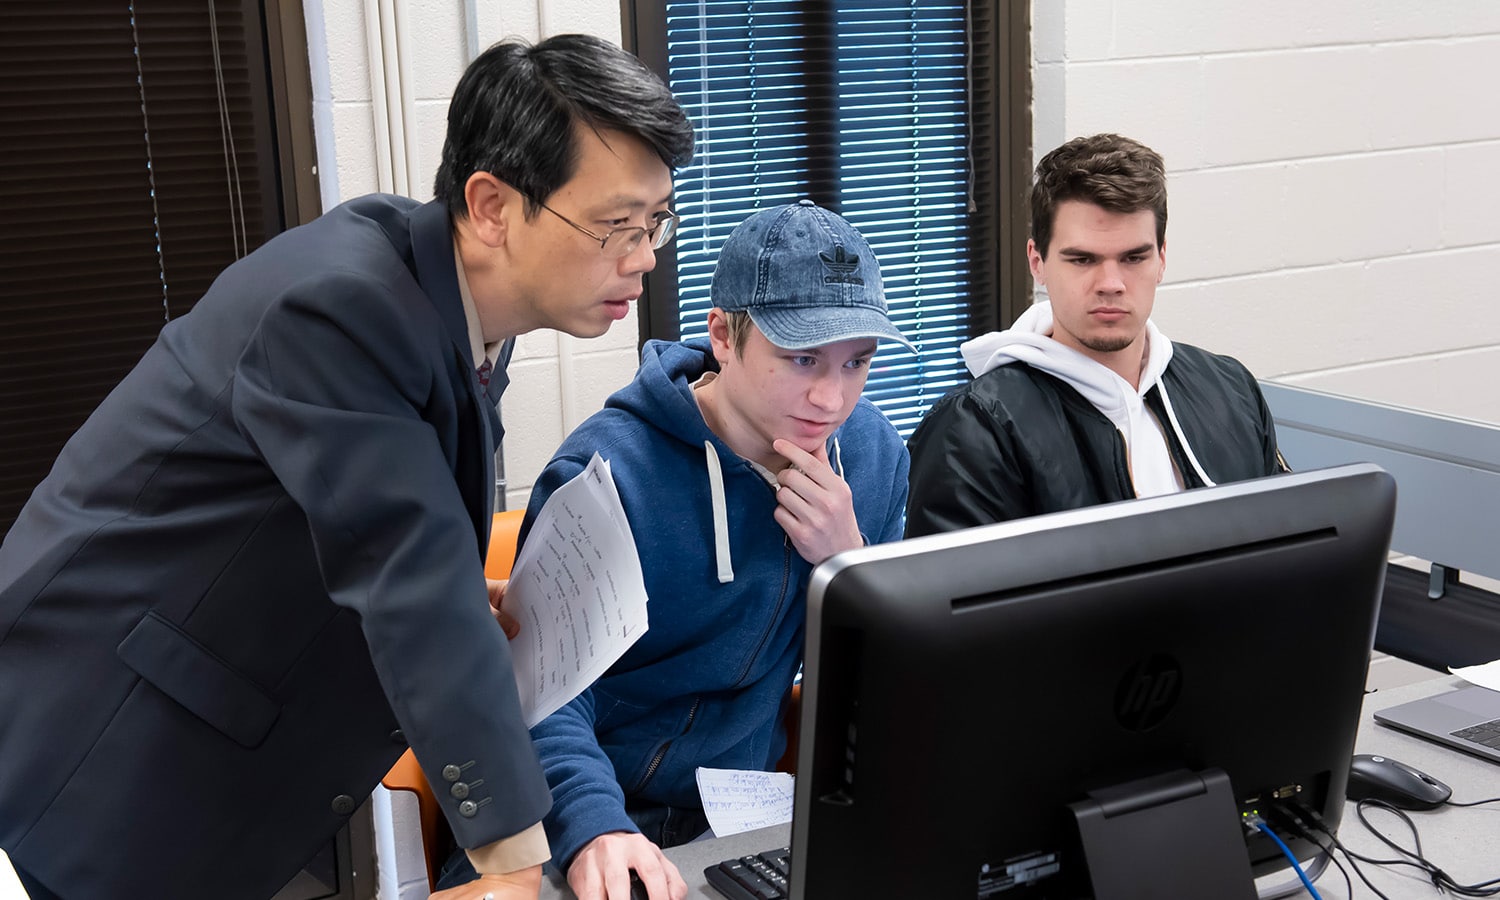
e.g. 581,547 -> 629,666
506,453 -> 650,726
695,767 -> 796,837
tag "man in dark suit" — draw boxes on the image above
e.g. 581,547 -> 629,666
0,34 -> 692,900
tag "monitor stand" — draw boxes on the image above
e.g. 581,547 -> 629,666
1069,768 -> 1257,900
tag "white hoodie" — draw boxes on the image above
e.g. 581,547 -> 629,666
959,301 -> 1215,497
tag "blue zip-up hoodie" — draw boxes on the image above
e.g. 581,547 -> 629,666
522,338 -> 909,870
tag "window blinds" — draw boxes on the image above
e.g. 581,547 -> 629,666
663,0 -> 974,436
0,0 -> 281,534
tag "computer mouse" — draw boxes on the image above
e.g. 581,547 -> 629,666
628,870 -> 650,900
1346,753 -> 1452,810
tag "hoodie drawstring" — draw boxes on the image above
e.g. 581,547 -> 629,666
704,436 -> 846,584
1155,383 -> 1216,487
705,441 -> 734,583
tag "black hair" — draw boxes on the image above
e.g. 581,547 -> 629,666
433,33 -> 694,220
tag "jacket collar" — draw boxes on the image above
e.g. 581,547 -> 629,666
407,198 -> 506,527
407,199 -> 476,370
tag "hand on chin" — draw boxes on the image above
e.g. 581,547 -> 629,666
775,435 -> 823,464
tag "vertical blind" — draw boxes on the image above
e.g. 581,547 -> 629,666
0,0 -> 282,535
662,0 -> 975,436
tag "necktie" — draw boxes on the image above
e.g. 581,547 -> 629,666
476,358 -> 493,389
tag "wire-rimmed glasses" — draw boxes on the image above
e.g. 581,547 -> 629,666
538,202 -> 680,258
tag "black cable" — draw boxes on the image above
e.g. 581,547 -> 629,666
1350,801 -> 1447,890
1266,803 -> 1354,900
1282,795 -> 1500,897
1274,801 -> 1389,900
1352,799 -> 1500,897
1352,801 -> 1428,865
1446,795 -> 1500,808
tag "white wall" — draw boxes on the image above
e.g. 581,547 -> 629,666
305,0 -> 645,513
1034,0 -> 1500,426
304,1 -> 1500,514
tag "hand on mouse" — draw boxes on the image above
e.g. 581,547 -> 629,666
566,831 -> 686,900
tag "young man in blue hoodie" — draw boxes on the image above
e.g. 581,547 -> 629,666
905,133 -> 1287,537
440,201 -> 912,900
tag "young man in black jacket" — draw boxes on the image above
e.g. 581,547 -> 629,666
906,133 -> 1287,537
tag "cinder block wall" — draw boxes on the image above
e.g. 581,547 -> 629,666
306,1 -> 1500,511
305,0 -> 648,511
1034,1 -> 1500,425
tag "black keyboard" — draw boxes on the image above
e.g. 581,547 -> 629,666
1452,717 -> 1500,749
705,846 -> 791,900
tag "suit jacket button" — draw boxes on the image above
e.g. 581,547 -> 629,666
442,764 -> 462,782
450,781 -> 470,800
458,800 -> 478,818
389,729 -> 406,745
332,795 -> 356,815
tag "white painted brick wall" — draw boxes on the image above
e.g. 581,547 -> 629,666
307,0 -> 646,511
303,1 -> 1500,509
1153,244 -> 1500,376
1445,141 -> 1500,247
1034,1 -> 1500,425
403,0 -> 469,202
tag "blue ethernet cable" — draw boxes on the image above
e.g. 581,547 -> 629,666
1247,814 -> 1324,900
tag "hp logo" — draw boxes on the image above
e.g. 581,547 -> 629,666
1114,654 -> 1182,731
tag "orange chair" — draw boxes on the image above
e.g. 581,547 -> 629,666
775,682 -> 801,774
381,508 -> 526,891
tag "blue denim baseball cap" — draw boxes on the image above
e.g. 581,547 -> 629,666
710,200 -> 915,352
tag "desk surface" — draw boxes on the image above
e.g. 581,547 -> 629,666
539,675 -> 1500,900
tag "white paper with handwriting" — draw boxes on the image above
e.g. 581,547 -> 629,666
695,767 -> 796,837
505,453 -> 649,727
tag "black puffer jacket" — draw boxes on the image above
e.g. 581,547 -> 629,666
905,342 -> 1287,537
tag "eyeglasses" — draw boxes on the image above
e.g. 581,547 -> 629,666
537,202 -> 680,259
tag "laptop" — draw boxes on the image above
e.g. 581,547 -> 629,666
1374,684 -> 1500,763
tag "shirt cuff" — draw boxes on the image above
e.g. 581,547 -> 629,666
465,821 -> 551,874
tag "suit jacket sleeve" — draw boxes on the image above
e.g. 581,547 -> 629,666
230,272 -> 551,848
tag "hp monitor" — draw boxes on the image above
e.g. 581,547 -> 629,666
791,463 -> 1396,898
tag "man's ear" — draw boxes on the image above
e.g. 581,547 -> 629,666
706,308 -> 733,365
1026,238 -> 1046,285
463,172 -> 520,248
1156,239 -> 1167,284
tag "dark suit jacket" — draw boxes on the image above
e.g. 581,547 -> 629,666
0,196 -> 551,898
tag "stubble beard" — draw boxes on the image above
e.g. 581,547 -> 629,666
1077,333 -> 1137,355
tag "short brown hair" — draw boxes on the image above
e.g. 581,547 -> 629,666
1030,133 -> 1167,259
721,309 -> 754,357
